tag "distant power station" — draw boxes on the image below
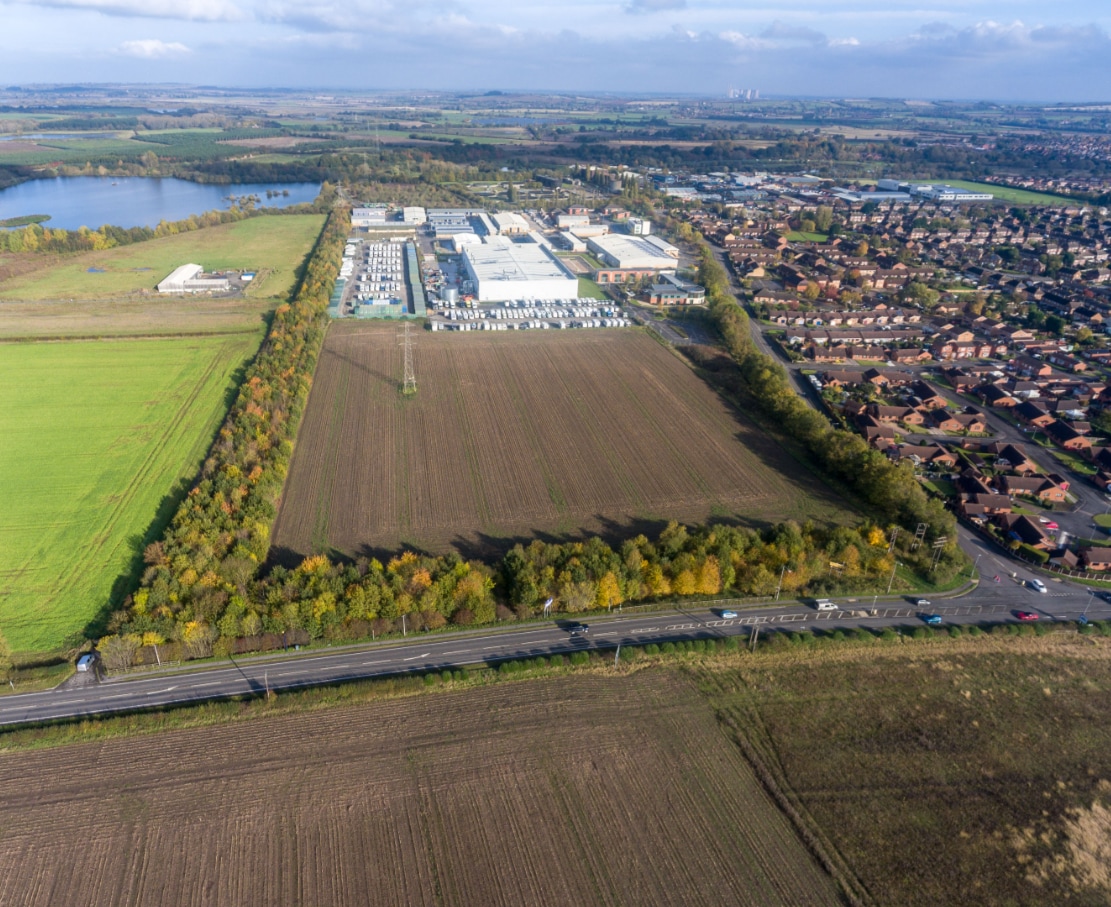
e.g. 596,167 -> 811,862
728,88 -> 759,101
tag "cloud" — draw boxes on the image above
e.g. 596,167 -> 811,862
624,0 -> 685,14
20,0 -> 242,21
759,20 -> 827,44
116,38 -> 192,57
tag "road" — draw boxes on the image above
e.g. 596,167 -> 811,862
3,580 -> 1107,728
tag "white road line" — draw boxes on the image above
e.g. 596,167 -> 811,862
193,682 -> 220,688
402,653 -> 431,662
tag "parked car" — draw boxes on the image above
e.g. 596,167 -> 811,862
1044,522 -> 1059,531
1017,611 -> 1040,622
923,614 -> 943,626
76,653 -> 98,673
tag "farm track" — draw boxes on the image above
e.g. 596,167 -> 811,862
0,673 -> 842,907
273,326 -> 844,560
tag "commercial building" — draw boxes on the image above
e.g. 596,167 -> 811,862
588,234 -> 678,270
491,212 -> 529,235
402,206 -> 427,225
157,264 -> 230,294
871,180 -> 994,203
352,206 -> 389,227
628,217 -> 652,235
648,272 -> 705,305
462,239 -> 579,302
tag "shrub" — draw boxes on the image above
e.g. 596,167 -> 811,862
569,651 -> 590,666
453,669 -> 467,681
549,654 -> 566,667
831,629 -> 846,643
660,642 -> 676,655
912,627 -> 931,640
423,673 -> 437,686
948,625 -> 963,639
644,643 -> 660,655
440,670 -> 453,684
722,636 -> 738,651
967,625 -> 983,638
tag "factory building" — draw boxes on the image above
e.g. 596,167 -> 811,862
628,217 -> 652,235
874,180 -> 994,202
462,239 -> 579,302
402,207 -> 427,225
588,234 -> 678,270
157,264 -> 230,294
491,212 -> 529,235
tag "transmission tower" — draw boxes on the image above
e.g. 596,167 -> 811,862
400,322 -> 417,395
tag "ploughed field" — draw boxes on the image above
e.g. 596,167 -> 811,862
0,672 -> 842,907
273,324 -> 846,559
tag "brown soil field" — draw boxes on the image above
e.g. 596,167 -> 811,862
272,325 -> 849,560
0,672 -> 842,907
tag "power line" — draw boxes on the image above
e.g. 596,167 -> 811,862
399,322 -> 417,395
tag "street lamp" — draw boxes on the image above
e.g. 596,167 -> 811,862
775,565 -> 787,601
969,552 -> 982,580
887,560 -> 902,595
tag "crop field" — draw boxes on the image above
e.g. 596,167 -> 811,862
0,335 -> 261,653
0,671 -> 842,907
272,326 -> 848,560
697,633 -> 1111,907
0,214 -> 324,302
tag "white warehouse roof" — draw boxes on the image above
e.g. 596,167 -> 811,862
463,241 -> 578,302
157,263 -> 203,293
588,234 -> 678,270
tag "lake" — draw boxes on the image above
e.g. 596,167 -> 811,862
0,177 -> 322,231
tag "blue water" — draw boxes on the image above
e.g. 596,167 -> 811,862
0,133 -> 118,142
0,177 -> 321,230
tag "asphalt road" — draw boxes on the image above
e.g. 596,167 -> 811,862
3,580 -> 1108,728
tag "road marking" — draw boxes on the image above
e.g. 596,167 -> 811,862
145,686 -> 177,696
403,653 -> 431,662
193,682 -> 220,688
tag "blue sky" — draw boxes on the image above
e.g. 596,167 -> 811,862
2,0 -> 1110,101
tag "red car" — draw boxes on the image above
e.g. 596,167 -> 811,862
1017,611 -> 1039,622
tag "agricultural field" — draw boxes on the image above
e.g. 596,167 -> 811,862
0,671 -> 843,907
697,633 -> 1111,907
272,326 -> 849,560
0,214 -> 324,302
0,335 -> 262,653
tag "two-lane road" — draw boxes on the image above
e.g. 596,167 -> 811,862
3,584 -> 1107,728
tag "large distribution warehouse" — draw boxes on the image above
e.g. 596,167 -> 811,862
462,239 -> 579,302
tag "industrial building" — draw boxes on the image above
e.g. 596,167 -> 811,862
462,239 -> 579,302
157,264 -> 230,294
648,272 -> 705,306
587,233 -> 678,270
402,207 -> 427,225
628,217 -> 652,235
875,180 -> 994,202
491,212 -> 529,235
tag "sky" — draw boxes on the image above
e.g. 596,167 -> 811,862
2,0 -> 1110,101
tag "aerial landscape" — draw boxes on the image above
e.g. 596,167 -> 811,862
4,0 -> 1111,904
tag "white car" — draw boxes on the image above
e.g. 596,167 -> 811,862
1028,578 -> 1048,594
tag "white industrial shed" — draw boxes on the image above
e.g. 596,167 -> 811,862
463,241 -> 579,302
491,212 -> 529,235
587,234 -> 679,270
157,263 -> 230,294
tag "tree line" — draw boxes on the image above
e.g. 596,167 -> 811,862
694,244 -> 962,575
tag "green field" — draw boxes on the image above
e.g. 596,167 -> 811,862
0,335 -> 262,653
938,180 -> 1076,206
577,277 -> 608,299
0,214 -> 324,302
786,231 -> 828,243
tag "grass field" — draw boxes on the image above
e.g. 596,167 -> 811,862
698,633 -> 1111,907
577,276 -> 608,299
0,335 -> 262,653
0,671 -> 842,907
785,231 -> 828,243
0,214 -> 324,302
938,180 -> 1076,206
271,326 -> 851,561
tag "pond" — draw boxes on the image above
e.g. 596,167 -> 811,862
0,176 -> 322,231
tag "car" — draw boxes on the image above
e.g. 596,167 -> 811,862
76,653 -> 98,672
719,610 -> 738,620
1028,578 -> 1048,594
923,614 -> 943,626
915,598 -> 931,607
1045,522 -> 1059,531
814,599 -> 837,611
566,622 -> 589,635
1017,611 -> 1040,621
